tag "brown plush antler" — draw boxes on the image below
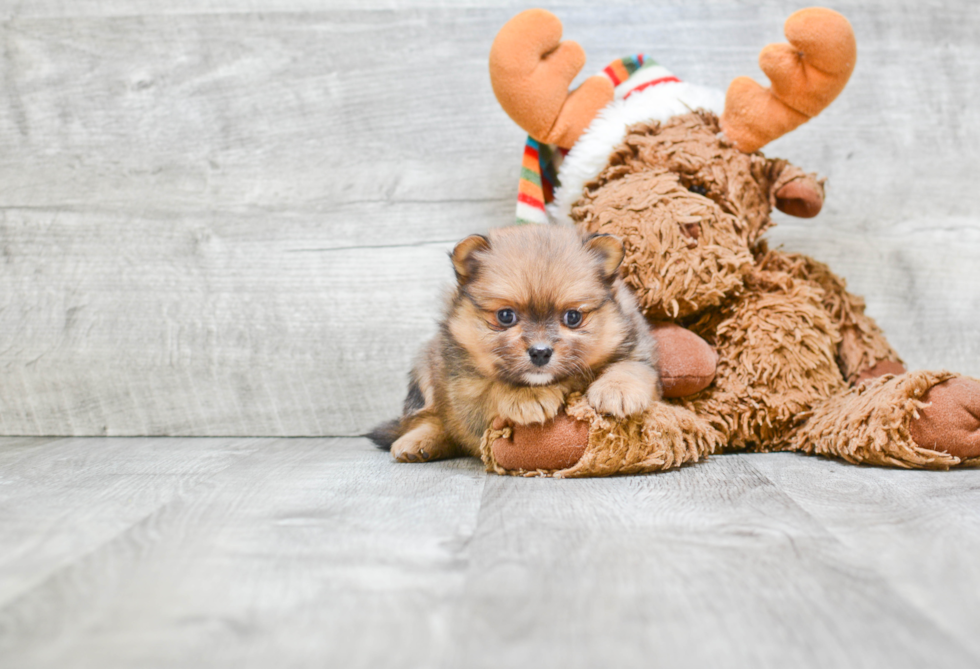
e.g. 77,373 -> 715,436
720,8 -> 857,153
489,9 -> 614,149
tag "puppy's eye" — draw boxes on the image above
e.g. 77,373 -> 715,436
688,184 -> 708,196
496,308 -> 517,327
562,309 -> 583,328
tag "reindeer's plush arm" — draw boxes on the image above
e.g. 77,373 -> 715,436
808,261 -> 906,384
765,249 -> 905,384
759,155 -> 901,385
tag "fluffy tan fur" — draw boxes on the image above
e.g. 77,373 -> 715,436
371,225 -> 661,462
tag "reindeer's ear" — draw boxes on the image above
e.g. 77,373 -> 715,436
451,235 -> 491,284
775,179 -> 824,218
770,161 -> 825,218
585,233 -> 625,280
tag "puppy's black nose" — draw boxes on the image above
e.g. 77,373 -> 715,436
528,345 -> 553,367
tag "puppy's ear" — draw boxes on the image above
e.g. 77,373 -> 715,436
451,234 -> 491,284
585,233 -> 625,280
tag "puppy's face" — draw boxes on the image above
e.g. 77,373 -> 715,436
448,226 -> 632,386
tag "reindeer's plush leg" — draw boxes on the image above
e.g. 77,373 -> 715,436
482,394 -> 721,478
780,370 -> 980,468
910,377 -> 980,460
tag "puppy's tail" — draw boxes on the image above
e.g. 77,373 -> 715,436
366,418 -> 405,451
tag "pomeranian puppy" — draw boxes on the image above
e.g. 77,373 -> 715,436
369,225 -> 660,462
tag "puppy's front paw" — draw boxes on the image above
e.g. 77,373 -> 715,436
587,364 -> 656,418
497,387 -> 564,425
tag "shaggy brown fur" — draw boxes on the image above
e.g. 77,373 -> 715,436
370,225 -> 660,462
482,111 -> 979,476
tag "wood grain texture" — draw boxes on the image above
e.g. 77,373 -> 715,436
0,436 -> 487,667
451,455 -> 979,669
0,436 -> 261,605
0,1 -> 978,434
1,437 -> 979,667
750,453 -> 980,660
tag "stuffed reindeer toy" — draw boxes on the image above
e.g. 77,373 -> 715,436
476,8 -> 980,477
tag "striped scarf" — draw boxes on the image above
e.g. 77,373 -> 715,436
514,54 -> 680,225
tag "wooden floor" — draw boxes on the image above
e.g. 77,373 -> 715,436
1,436 -> 978,668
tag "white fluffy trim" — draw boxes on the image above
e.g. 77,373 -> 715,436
550,81 -> 725,225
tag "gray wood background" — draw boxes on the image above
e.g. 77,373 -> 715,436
0,0 -> 978,435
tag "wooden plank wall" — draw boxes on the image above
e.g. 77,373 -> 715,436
0,0 -> 978,436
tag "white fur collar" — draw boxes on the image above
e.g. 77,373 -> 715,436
550,81 -> 725,225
